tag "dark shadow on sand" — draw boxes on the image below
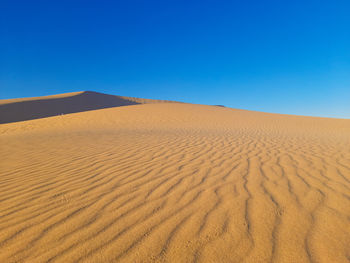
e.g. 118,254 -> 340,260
0,91 -> 140,124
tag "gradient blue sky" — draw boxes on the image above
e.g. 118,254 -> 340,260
1,0 -> 349,118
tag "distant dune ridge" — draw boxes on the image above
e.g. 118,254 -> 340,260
1,92 -> 350,262
0,91 -> 176,124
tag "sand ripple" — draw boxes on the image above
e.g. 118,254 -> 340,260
1,103 -> 350,262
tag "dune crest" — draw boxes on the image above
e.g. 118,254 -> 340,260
0,95 -> 350,263
0,91 -> 176,124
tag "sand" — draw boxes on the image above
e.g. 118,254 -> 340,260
0,92 -> 350,262
0,91 -> 177,124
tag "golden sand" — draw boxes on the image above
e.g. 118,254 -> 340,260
1,93 -> 350,262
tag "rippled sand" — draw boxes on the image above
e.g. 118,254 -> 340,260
1,99 -> 350,262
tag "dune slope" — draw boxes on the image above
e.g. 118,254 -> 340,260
0,102 -> 350,263
0,91 -> 175,124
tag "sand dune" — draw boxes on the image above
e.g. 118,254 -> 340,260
0,94 -> 350,262
0,91 -> 175,124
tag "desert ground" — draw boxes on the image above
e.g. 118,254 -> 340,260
0,91 -> 350,263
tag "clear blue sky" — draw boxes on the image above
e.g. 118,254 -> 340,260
1,0 -> 349,118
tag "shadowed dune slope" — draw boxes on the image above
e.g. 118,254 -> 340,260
1,102 -> 350,263
0,91 -> 175,124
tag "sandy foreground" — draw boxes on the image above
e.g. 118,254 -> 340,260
1,93 -> 350,262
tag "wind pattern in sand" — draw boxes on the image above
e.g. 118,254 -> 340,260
1,102 -> 350,263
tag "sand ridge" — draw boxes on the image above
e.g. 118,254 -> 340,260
0,91 -> 178,124
1,98 -> 350,262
